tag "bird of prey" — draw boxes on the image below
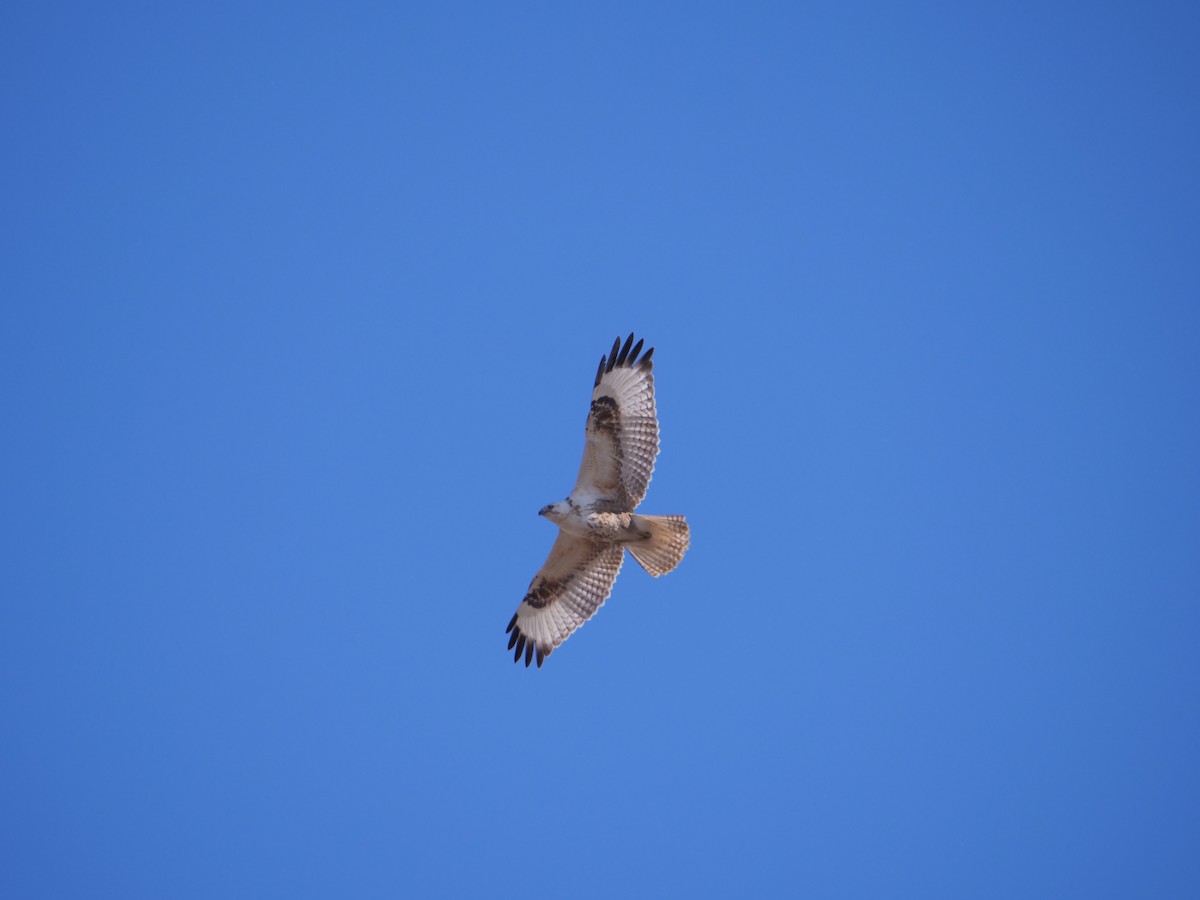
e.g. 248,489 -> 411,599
506,333 -> 690,667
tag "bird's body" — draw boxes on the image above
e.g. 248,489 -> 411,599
506,333 -> 689,667
540,503 -> 637,540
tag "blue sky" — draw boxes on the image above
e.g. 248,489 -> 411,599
3,2 -> 1198,897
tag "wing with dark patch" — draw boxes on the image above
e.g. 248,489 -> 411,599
571,332 -> 659,509
505,532 -> 625,668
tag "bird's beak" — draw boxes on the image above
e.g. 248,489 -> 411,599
538,505 -> 549,517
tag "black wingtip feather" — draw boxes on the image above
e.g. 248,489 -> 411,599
507,630 -> 519,650
524,642 -> 534,667
514,634 -> 526,663
599,333 -> 654,379
616,333 -> 635,365
605,336 -> 621,373
536,647 -> 545,667
506,613 -> 518,634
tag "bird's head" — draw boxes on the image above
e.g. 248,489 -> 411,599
538,500 -> 571,523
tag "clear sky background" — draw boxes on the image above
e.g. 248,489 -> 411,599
3,3 -> 1198,897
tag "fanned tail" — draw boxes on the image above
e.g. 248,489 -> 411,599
627,515 -> 690,577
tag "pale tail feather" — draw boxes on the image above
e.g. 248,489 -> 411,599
627,515 -> 690,577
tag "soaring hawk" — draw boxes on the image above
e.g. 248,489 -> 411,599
506,333 -> 690,667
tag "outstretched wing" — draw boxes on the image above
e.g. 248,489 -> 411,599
506,532 -> 625,668
571,333 -> 659,510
